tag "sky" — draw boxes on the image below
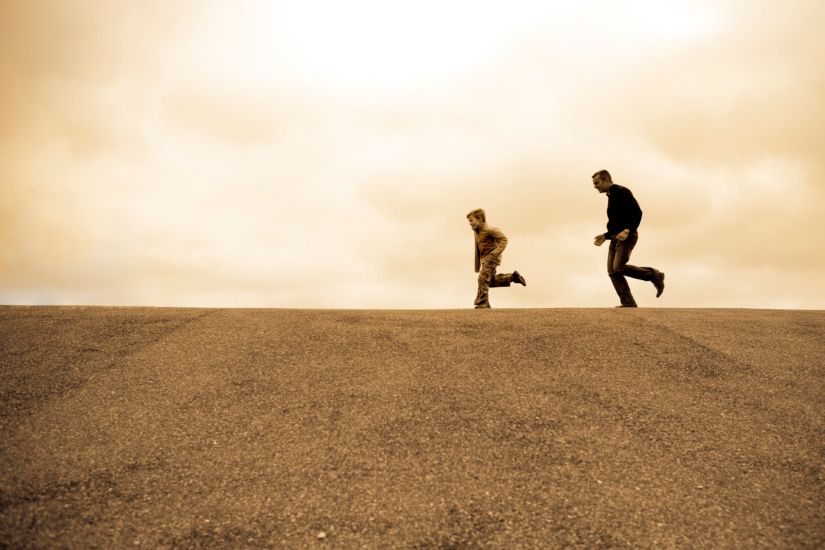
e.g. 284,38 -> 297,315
1,0 -> 824,309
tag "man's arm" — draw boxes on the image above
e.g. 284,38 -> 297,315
618,187 -> 643,234
606,187 -> 643,242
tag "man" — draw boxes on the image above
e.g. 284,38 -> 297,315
592,170 -> 665,307
467,208 -> 526,309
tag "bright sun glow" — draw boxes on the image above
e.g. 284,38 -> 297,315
241,0 -> 721,93
267,0 -> 526,92
179,1 -> 723,94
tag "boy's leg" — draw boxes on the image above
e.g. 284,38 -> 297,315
491,272 -> 512,287
493,271 -> 526,286
474,263 -> 497,307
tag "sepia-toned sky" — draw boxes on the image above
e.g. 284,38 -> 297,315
2,0 -> 824,309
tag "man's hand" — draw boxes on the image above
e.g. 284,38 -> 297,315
594,234 -> 606,247
616,229 -> 630,242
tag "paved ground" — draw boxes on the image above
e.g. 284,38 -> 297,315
1,307 -> 823,548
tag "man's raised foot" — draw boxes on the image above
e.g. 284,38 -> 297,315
654,271 -> 665,298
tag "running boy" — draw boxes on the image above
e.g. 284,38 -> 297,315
467,208 -> 526,309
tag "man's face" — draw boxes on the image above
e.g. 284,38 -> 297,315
468,215 -> 483,231
593,175 -> 611,194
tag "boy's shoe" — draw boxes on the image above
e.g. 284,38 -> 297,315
474,304 -> 491,309
654,271 -> 665,297
615,304 -> 638,308
512,271 -> 527,286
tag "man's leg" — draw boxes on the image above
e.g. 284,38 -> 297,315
608,239 -> 637,307
474,263 -> 497,308
615,232 -> 665,296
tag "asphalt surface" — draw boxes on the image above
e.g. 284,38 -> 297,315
1,307 -> 824,548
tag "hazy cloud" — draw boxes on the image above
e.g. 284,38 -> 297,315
1,0 -> 823,308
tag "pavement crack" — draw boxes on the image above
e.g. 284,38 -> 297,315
632,316 -> 755,378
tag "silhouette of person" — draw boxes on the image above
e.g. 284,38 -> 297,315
467,208 -> 526,309
592,170 -> 665,307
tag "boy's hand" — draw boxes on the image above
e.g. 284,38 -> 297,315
616,229 -> 630,242
594,234 -> 606,246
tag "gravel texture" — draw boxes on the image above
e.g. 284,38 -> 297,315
1,306 -> 824,548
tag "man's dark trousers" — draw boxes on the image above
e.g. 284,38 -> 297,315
607,231 -> 658,307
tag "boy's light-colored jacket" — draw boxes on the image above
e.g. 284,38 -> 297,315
473,224 -> 508,273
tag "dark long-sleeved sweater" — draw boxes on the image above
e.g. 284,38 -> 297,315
604,184 -> 643,239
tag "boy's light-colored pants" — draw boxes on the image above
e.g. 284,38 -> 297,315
474,261 -> 513,307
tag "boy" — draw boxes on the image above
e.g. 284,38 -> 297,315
467,208 -> 526,309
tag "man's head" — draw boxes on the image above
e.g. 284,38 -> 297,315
467,208 -> 486,231
592,170 -> 613,194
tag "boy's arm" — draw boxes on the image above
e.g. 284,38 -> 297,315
489,227 -> 508,264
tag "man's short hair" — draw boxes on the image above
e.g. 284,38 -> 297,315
592,169 -> 612,182
466,208 -> 486,222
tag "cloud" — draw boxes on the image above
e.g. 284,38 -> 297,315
1,0 -> 823,308
352,0 -> 825,307
0,2 -> 196,161
615,1 -> 825,167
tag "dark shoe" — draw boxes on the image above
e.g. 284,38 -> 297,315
654,271 -> 665,298
474,304 -> 491,309
615,304 -> 638,308
512,271 -> 527,286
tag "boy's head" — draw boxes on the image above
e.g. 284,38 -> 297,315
466,208 -> 485,231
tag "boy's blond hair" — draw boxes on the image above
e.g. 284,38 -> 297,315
466,208 -> 486,222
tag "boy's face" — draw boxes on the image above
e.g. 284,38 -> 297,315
468,215 -> 483,231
